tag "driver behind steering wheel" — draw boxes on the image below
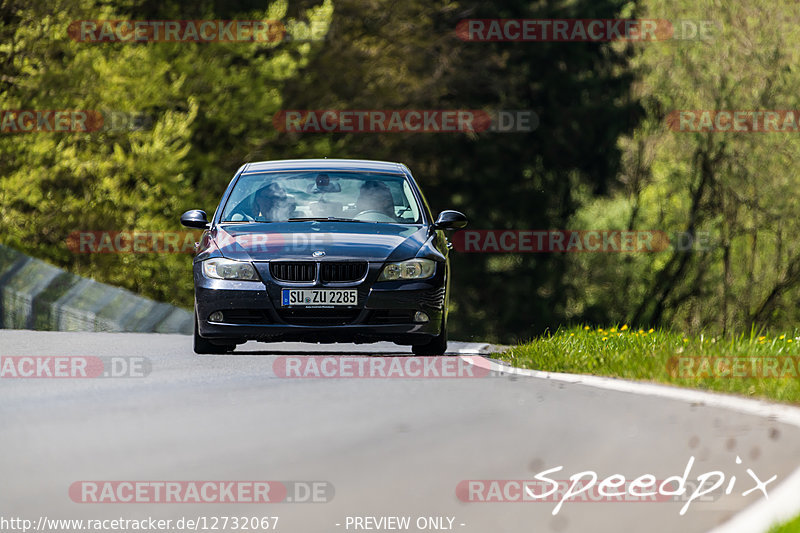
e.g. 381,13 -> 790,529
254,182 -> 296,221
356,180 -> 395,218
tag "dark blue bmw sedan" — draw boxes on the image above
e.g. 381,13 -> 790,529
180,159 -> 467,355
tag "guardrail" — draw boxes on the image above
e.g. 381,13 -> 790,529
0,244 -> 191,334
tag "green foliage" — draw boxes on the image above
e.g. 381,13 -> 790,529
770,513 -> 800,533
569,0 -> 800,335
0,0 -> 332,307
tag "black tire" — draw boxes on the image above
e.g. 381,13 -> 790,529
411,317 -> 448,356
193,312 -> 235,355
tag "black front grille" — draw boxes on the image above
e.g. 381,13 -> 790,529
269,261 -> 368,283
321,262 -> 368,282
270,262 -> 316,282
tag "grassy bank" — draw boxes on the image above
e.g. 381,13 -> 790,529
500,326 -> 800,404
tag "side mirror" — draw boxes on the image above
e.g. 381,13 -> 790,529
433,210 -> 468,230
180,209 -> 209,229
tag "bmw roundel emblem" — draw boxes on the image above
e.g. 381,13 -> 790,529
312,250 -> 326,257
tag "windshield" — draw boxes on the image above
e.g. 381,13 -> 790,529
219,171 -> 423,224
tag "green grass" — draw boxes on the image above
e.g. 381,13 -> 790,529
500,326 -> 800,404
770,514 -> 800,533
501,326 -> 800,531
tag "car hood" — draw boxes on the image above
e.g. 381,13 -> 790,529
210,222 -> 429,262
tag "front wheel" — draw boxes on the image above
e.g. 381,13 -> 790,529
411,318 -> 448,356
193,312 -> 235,354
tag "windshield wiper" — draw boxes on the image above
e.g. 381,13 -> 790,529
287,217 -> 367,223
220,218 -> 277,224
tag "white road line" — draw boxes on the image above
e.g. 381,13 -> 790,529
463,357 -> 800,533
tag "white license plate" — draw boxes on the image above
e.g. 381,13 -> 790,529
281,289 -> 358,307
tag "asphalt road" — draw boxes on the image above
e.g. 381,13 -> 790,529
1,330 -> 799,533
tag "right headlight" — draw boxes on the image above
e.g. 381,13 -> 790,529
377,258 -> 436,281
202,257 -> 259,281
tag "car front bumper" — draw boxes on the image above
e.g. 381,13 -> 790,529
194,262 -> 447,345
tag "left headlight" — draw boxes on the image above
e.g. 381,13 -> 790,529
377,258 -> 436,281
202,258 -> 259,281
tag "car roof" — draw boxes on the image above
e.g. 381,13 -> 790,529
241,159 -> 409,175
